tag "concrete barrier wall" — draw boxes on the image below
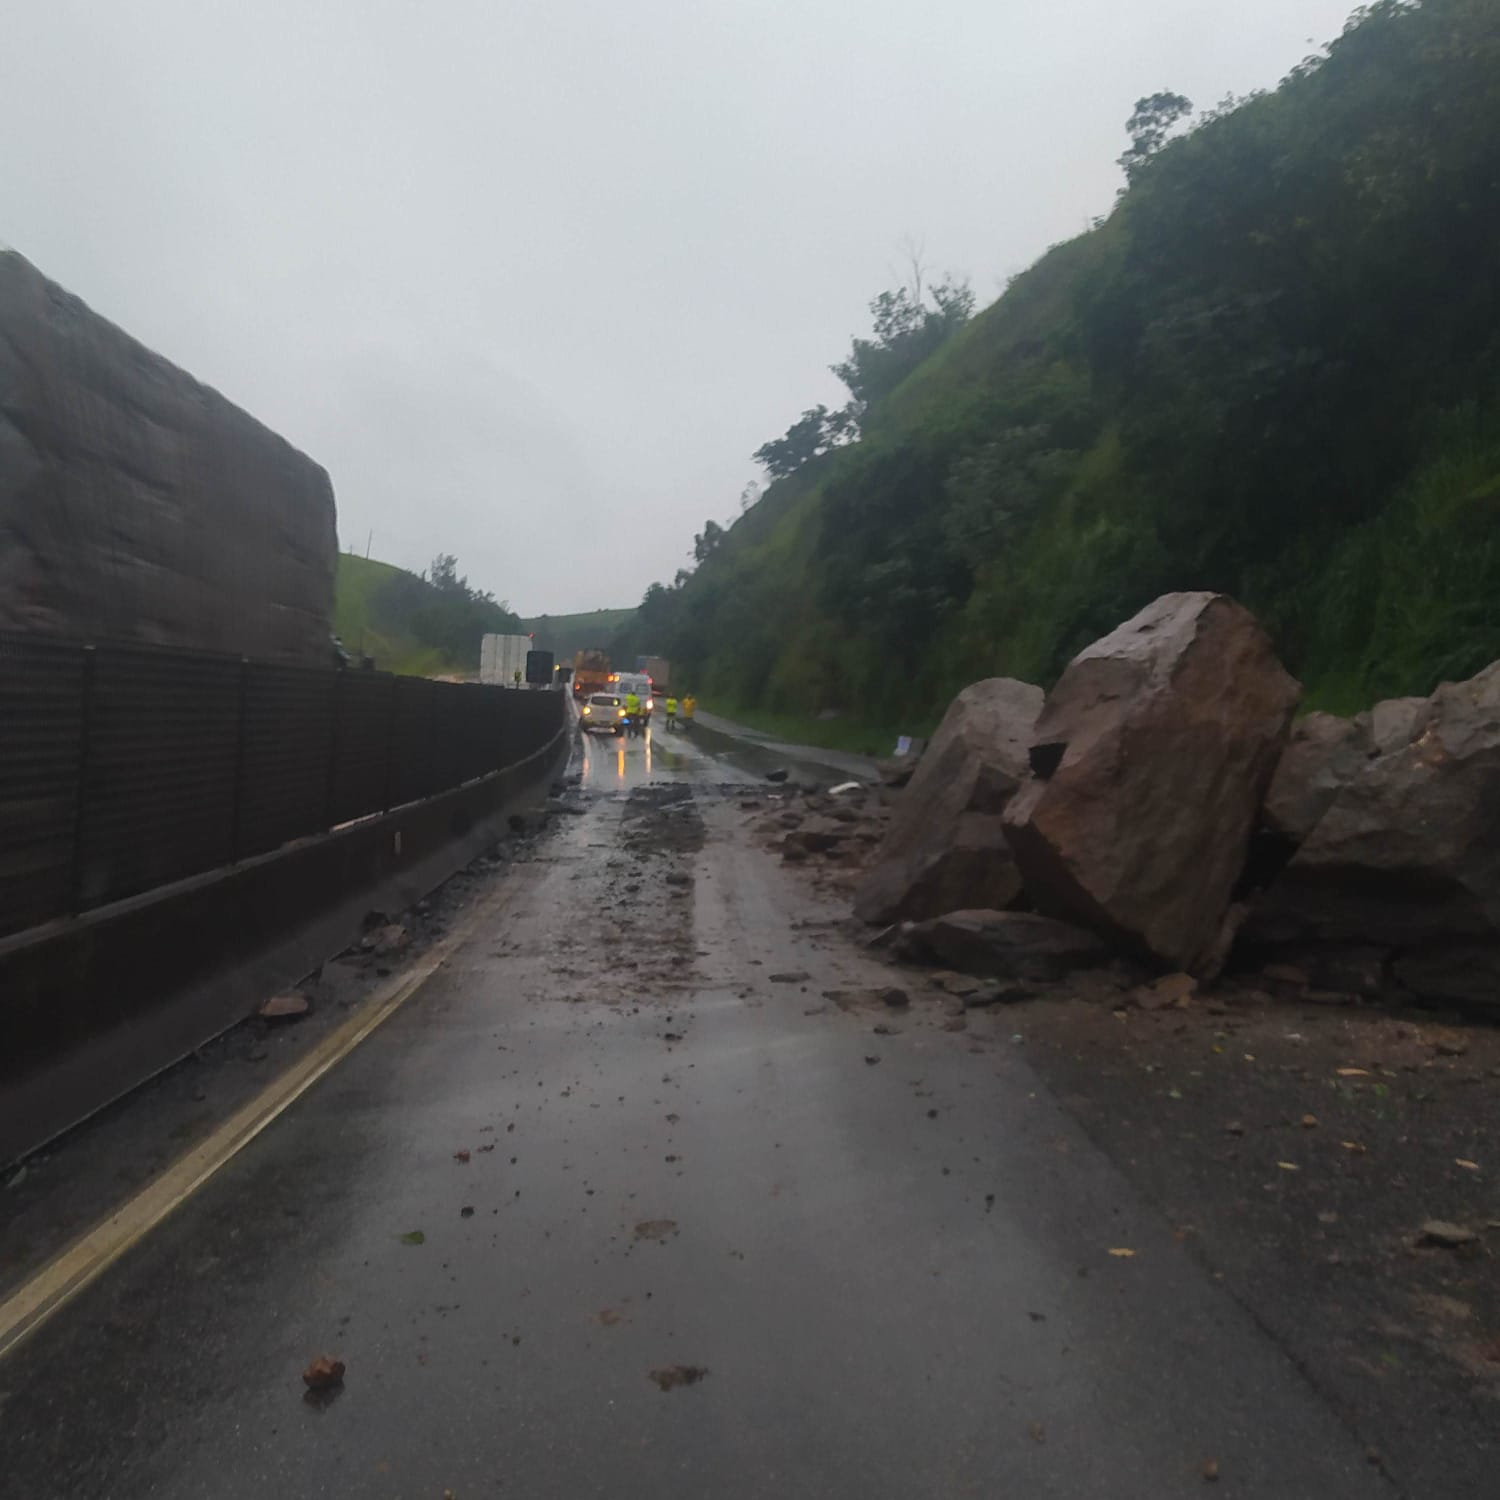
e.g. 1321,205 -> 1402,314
0,696 -> 569,1167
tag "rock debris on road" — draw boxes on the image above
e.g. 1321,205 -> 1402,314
0,724 -> 1395,1499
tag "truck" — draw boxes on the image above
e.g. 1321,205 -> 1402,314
635,656 -> 671,694
572,648 -> 612,698
0,250 -> 337,663
479,633 -> 533,686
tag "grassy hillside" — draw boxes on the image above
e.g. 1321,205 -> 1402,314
521,608 -> 633,665
335,553 -> 522,676
615,0 -> 1500,727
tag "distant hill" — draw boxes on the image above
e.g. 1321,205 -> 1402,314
521,608 -> 634,665
335,553 -> 522,677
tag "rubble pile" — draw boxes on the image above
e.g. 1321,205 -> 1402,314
777,590 -> 1500,1015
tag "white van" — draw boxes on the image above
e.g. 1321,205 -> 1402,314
612,673 -> 654,721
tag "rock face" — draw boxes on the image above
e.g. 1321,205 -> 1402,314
894,910 -> 1112,980
1002,593 -> 1300,973
1249,661 -> 1500,1005
853,678 -> 1042,924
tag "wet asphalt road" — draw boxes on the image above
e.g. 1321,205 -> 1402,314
0,722 -> 1394,1498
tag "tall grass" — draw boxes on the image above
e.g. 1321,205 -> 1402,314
1288,402 -> 1500,709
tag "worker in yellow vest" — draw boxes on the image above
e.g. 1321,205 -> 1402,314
624,689 -> 643,736
681,693 -> 696,729
664,695 -> 679,729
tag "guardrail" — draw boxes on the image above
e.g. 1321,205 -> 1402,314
0,632 -> 561,940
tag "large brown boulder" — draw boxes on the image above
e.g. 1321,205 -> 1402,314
1001,593 -> 1300,973
1248,662 -> 1500,1005
853,679 -> 1042,923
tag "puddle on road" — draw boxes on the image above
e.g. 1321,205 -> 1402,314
577,718 -> 846,791
578,726 -> 692,786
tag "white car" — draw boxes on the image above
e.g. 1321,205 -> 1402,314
580,692 -> 629,735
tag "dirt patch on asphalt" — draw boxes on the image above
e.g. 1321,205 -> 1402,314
989,985 -> 1500,1493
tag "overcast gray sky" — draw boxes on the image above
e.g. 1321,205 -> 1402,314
2,0 -> 1358,614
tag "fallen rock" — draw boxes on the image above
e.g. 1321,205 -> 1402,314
258,991 -> 310,1021
1249,661 -> 1500,1006
1131,972 -> 1197,1011
764,768 -> 790,784
302,1356 -> 346,1390
1002,593 -> 1299,973
362,923 -> 409,956
855,679 -> 1043,925
928,970 -> 984,997
1417,1220 -> 1479,1249
820,985 -> 910,1012
895,910 -> 1112,981
783,818 -> 852,856
634,1219 -> 679,1242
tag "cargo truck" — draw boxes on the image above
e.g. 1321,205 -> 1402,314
572,648 -> 612,697
635,656 -> 671,693
480,633 -> 533,686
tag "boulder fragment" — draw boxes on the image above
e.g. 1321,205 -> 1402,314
896,909 -> 1112,980
854,679 -> 1043,924
782,818 -> 851,856
1416,1220 -> 1479,1249
1002,593 -> 1299,972
362,923 -> 409,956
1263,712 -> 1372,843
302,1356 -> 346,1390
1131,973 -> 1197,1011
258,991 -> 310,1021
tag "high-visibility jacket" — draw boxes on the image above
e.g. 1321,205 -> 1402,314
665,697 -> 679,716
682,696 -> 696,720
625,693 -> 641,715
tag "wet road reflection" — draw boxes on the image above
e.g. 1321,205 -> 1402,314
578,721 -> 696,787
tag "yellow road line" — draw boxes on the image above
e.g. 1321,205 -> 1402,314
0,878 -> 516,1365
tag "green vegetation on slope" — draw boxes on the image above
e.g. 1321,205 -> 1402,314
615,0 -> 1500,726
521,609 -> 634,665
335,552 -> 522,676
